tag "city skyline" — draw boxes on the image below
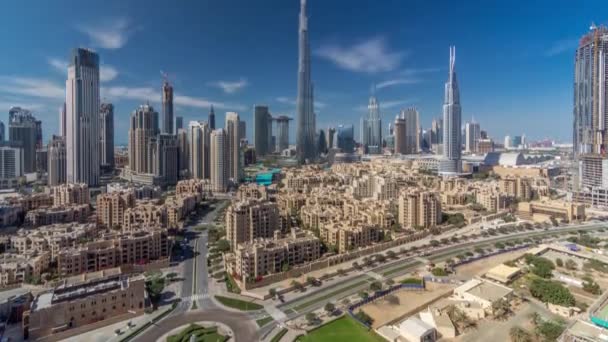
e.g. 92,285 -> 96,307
1,1 -> 607,145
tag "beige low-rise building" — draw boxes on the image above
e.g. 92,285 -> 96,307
518,199 -> 585,222
24,204 -> 90,227
24,268 -> 146,341
398,191 -> 442,229
50,183 -> 90,207
484,264 -> 521,284
321,221 -> 383,253
123,201 -> 167,231
96,191 -> 136,229
234,229 -> 321,281
57,229 -> 170,277
226,199 -> 279,250
452,278 -> 513,310
0,253 -> 51,286
476,191 -> 510,213
499,177 -> 532,200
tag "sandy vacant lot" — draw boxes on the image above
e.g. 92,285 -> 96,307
455,249 -> 530,279
360,282 -> 455,328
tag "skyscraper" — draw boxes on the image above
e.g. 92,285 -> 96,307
210,129 -> 228,192
189,121 -> 211,179
361,88 -> 382,154
254,105 -> 272,157
8,107 -> 39,173
465,119 -> 480,153
47,135 -> 66,186
162,80 -> 174,134
326,127 -> 336,150
59,103 -> 66,137
238,121 -> 246,141
394,115 -> 406,154
208,105 -> 216,130
128,104 -> 159,175
336,124 -> 355,153
151,133 -> 178,185
275,116 -> 292,152
573,25 -> 608,156
439,46 -> 462,175
0,121 -> 4,142
175,116 -> 184,132
177,128 -> 189,177
99,103 -> 114,170
66,48 -> 100,186
225,112 -> 241,182
400,107 -> 420,154
296,0 -> 316,164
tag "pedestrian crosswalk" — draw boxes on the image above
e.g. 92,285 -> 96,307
181,293 -> 210,301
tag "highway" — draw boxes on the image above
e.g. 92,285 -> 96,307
276,222 -> 607,321
134,200 -> 258,342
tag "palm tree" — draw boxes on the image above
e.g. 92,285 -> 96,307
509,327 -> 532,342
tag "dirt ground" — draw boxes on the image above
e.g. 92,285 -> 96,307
360,282 -> 456,328
455,249 -> 531,279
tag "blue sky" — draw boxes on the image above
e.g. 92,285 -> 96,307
0,0 -> 606,144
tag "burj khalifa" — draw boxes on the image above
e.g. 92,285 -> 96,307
439,46 -> 463,175
296,0 -> 316,164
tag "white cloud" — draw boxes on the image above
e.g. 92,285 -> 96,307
355,99 -> 415,111
545,38 -> 578,57
208,78 -> 248,94
0,76 -> 64,100
100,65 -> 119,82
376,78 -> 419,89
77,17 -> 135,49
102,85 -> 245,111
0,100 -> 45,112
48,57 -> 118,82
315,37 -> 405,73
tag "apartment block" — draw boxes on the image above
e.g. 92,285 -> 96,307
50,183 -> 90,207
96,191 -> 136,228
234,229 -> 321,281
24,268 -> 146,341
499,177 -> 532,200
398,191 -> 442,229
226,199 -> 280,249
24,204 -> 90,227
320,221 -> 383,253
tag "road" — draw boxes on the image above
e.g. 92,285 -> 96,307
134,200 -> 258,342
276,222 -> 607,321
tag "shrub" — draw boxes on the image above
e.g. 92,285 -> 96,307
529,278 -> 575,306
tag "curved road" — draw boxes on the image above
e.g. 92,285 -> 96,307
134,309 -> 257,341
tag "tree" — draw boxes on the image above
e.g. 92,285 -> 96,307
337,268 -> 346,276
375,254 -> 386,263
305,312 -> 318,325
529,278 -> 575,307
386,250 -> 396,259
555,258 -> 564,267
354,311 -> 373,325
215,239 -> 231,252
525,255 -> 555,279
431,267 -> 448,277
430,240 -> 440,247
306,276 -> 316,285
535,320 -> 566,342
268,288 -> 277,299
583,277 -> 601,295
352,262 -> 361,270
359,291 -> 369,300
291,280 -> 304,292
386,279 -> 395,286
324,302 -> 336,314
491,299 -> 511,320
145,277 -> 166,308
509,327 -> 532,342
370,281 -> 383,292
386,294 -> 400,305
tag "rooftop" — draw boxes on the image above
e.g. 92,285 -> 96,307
457,278 -> 512,302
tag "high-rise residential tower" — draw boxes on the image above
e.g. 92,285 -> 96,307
8,107 -> 38,173
189,121 -> 211,179
175,116 -> 183,132
151,133 -> 178,185
296,0 -> 316,164
400,107 -> 420,154
128,104 -> 159,175
99,103 -> 114,170
254,105 -> 272,157
465,119 -> 480,153
210,129 -> 228,192
208,105 -> 216,130
574,25 -> 608,156
439,46 -> 462,175
66,48 -> 100,186
225,112 -> 241,182
162,80 -> 174,134
47,135 -> 66,186
177,128 -> 189,177
0,121 -> 4,142
275,116 -> 292,152
59,103 -> 66,137
361,87 -> 382,154
336,124 -> 355,153
393,115 -> 406,154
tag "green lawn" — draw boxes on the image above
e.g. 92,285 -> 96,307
166,324 -> 228,342
271,328 -> 288,342
214,295 -> 263,311
256,315 -> 274,327
296,316 -> 385,342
